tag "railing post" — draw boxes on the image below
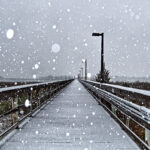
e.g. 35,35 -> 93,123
28,91 -> 33,112
48,86 -> 51,98
111,104 -> 116,115
38,88 -> 41,106
126,117 -> 130,127
11,95 -> 18,124
145,129 -> 150,146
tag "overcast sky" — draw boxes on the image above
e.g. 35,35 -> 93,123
0,0 -> 150,79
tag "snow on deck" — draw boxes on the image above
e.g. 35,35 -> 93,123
0,80 -> 140,150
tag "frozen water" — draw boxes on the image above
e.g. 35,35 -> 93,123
87,73 -> 91,78
51,43 -> 60,53
1,80 -> 140,150
66,132 -> 70,137
34,64 -> 39,69
52,25 -> 56,29
24,99 -> 30,107
21,60 -> 24,64
35,131 -> 39,135
6,29 -> 14,39
32,74 -> 37,79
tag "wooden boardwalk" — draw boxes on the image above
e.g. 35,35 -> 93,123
1,80 -> 140,150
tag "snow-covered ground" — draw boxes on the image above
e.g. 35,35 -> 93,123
0,80 -> 140,150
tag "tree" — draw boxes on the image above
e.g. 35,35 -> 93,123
95,64 -> 110,83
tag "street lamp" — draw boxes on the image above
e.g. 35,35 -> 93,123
80,67 -> 83,79
92,32 -> 104,83
82,59 -> 87,80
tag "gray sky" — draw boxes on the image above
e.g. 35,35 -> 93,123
0,0 -> 150,79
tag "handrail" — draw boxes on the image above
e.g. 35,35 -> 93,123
82,80 -> 150,124
0,79 -> 73,141
83,80 -> 150,108
84,80 -> 150,97
80,79 -> 150,150
0,80 -> 70,93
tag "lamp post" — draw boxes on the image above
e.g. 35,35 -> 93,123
80,67 -> 83,79
92,32 -> 104,83
82,59 -> 87,80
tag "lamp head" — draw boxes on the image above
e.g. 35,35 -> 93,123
92,33 -> 103,36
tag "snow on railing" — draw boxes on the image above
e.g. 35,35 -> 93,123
84,80 -> 150,96
81,80 -> 150,123
0,80 -> 70,93
0,79 -> 73,140
82,80 -> 150,109
80,79 -> 150,149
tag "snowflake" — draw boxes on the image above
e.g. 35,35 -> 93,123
6,29 -> 14,39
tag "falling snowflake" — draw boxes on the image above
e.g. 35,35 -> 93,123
24,99 -> 31,107
92,112 -> 95,115
33,74 -> 37,79
85,116 -> 89,119
52,25 -> 57,29
87,73 -> 91,78
12,22 -> 16,26
73,114 -> 76,118
48,2 -> 51,7
67,9 -> 71,12
21,60 -> 24,64
90,122 -> 93,126
6,29 -> 14,39
20,110 -> 24,115
51,43 -> 60,53
66,132 -> 70,136
34,64 -> 39,69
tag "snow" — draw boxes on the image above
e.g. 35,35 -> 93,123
67,9 -> 71,12
18,118 -> 30,129
6,29 -> 14,39
0,80 -> 139,150
32,74 -> 37,79
52,25 -> 56,29
87,73 -> 91,78
51,43 -> 60,53
103,83 -> 150,97
85,80 -> 150,97
35,131 -> 39,135
0,130 -> 17,148
12,22 -> 16,26
48,2 -> 51,7
24,99 -> 31,107
92,112 -> 95,115
66,132 -> 70,136
0,80 -> 69,93
34,64 -> 39,69
21,60 -> 24,64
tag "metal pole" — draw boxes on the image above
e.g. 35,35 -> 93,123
101,33 -> 104,83
85,59 -> 87,80
92,32 -> 104,83
81,67 -> 83,79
